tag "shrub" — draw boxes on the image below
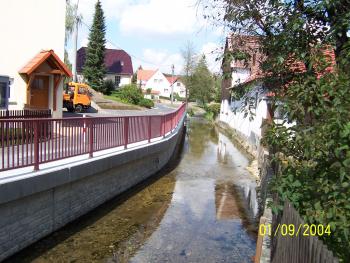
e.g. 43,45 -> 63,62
138,98 -> 154,108
116,84 -> 143,104
204,111 -> 214,121
206,103 -> 221,118
102,79 -> 115,95
188,108 -> 195,117
146,88 -> 152,94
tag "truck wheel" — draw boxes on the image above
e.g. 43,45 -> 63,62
75,104 -> 83,113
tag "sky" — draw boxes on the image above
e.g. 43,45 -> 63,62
67,0 -> 228,75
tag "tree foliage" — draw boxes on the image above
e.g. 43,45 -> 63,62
83,0 -> 106,92
190,55 -> 215,105
201,0 -> 350,259
181,41 -> 196,102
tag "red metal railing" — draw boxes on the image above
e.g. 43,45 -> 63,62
0,103 -> 186,172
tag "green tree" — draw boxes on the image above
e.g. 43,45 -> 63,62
191,55 -> 215,105
181,41 -> 196,103
131,72 -> 137,84
213,74 -> 222,103
64,0 -> 82,83
201,0 -> 350,259
83,0 -> 106,92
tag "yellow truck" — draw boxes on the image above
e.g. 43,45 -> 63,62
63,82 -> 91,113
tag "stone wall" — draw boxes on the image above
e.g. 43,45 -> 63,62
0,118 -> 185,261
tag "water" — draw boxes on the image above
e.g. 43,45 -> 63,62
8,118 -> 258,263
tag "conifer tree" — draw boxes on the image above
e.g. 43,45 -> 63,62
83,0 -> 106,92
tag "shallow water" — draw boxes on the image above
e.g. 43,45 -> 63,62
8,118 -> 258,263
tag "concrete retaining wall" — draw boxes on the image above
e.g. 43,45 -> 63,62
0,117 -> 185,261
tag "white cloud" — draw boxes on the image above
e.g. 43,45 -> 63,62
133,48 -> 183,74
76,0 -> 130,24
200,42 -> 224,73
119,0 -> 204,37
80,37 -> 89,47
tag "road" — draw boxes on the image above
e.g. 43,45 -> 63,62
63,103 -> 180,118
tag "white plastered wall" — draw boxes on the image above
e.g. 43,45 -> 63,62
144,70 -> 170,97
220,84 -> 268,147
0,0 -> 66,117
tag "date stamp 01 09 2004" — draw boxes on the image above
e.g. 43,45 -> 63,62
258,224 -> 332,237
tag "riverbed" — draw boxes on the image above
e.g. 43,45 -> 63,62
7,117 -> 258,263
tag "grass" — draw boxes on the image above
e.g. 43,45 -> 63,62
102,93 -> 143,110
104,94 -> 134,105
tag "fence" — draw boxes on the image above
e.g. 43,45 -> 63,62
271,200 -> 339,263
0,103 -> 186,172
0,109 -> 51,119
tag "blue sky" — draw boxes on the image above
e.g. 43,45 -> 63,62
67,0 -> 227,74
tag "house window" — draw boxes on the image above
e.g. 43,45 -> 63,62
164,88 -> 168,92
177,82 -> 181,87
115,76 -> 121,87
32,78 -> 44,90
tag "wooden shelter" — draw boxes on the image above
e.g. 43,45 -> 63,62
19,50 -> 72,111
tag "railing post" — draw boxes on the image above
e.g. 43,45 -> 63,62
148,116 -> 152,143
89,119 -> 94,158
33,121 -> 39,171
124,117 -> 129,149
163,115 -> 166,138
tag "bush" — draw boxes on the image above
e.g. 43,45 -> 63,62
138,98 -> 154,108
188,108 -> 195,117
204,111 -> 214,121
116,84 -> 143,104
206,103 -> 221,118
174,92 -> 186,102
102,79 -> 115,95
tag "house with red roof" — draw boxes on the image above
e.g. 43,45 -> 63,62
220,34 -> 336,151
137,69 -> 186,99
220,35 -> 275,150
164,74 -> 186,98
77,47 -> 133,88
0,0 -> 71,118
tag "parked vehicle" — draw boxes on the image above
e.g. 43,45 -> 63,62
63,82 -> 91,113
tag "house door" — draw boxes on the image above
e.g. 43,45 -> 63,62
30,75 -> 49,109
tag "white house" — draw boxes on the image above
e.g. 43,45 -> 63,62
0,0 -> 70,118
220,35 -> 271,149
137,69 -> 186,99
165,75 -> 186,98
77,47 -> 133,88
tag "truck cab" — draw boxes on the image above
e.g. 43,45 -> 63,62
63,82 -> 91,113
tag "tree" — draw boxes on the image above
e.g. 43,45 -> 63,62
213,74 -> 222,103
131,72 -> 137,84
181,41 -> 196,103
83,0 -> 106,92
65,0 -> 82,82
191,55 -> 215,105
200,0 -> 350,259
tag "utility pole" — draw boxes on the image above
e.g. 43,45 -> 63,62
72,0 -> 80,82
171,64 -> 174,105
